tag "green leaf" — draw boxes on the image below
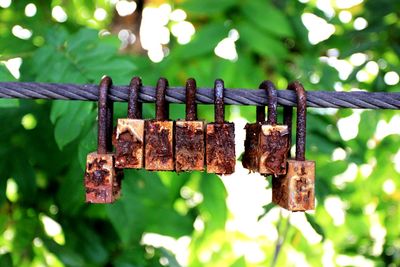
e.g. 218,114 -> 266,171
0,253 -> 12,267
241,0 -> 293,37
181,0 -> 236,15
237,21 -> 288,59
51,101 -> 93,150
174,23 -> 228,59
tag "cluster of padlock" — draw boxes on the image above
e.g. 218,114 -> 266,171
84,76 -> 315,212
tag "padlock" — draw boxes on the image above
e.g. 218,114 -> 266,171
175,78 -> 205,171
258,81 -> 290,175
84,76 -> 122,203
114,77 -> 144,169
243,81 -> 290,175
145,78 -> 174,171
272,81 -> 315,211
206,79 -> 235,174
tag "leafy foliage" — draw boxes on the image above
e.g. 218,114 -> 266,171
1,0 -> 400,266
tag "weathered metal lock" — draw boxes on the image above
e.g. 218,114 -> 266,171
242,81 -> 290,175
175,78 -> 205,171
145,78 -> 174,171
114,77 -> 144,168
206,79 -> 235,174
272,81 -> 315,211
84,76 -> 122,203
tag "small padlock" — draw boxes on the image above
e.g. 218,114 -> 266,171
84,76 -> 122,203
114,77 -> 144,169
242,81 -> 290,175
206,79 -> 235,174
258,81 -> 290,175
272,81 -> 315,211
175,78 -> 205,171
145,78 -> 174,171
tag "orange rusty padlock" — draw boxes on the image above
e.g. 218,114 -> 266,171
258,81 -> 290,175
175,78 -> 205,172
114,77 -> 145,169
242,81 -> 290,175
206,79 -> 235,174
84,76 -> 122,203
272,81 -> 315,211
145,78 -> 174,171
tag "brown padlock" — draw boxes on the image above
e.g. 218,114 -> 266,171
206,79 -> 235,174
145,78 -> 174,171
114,77 -> 144,169
242,81 -> 290,175
272,81 -> 315,211
175,78 -> 205,172
84,76 -> 122,203
258,81 -> 290,175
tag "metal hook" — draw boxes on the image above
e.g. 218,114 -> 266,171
287,81 -> 307,161
98,76 -> 112,154
259,80 -> 278,125
155,77 -> 169,121
214,79 -> 225,124
127,76 -> 142,119
185,78 -> 197,121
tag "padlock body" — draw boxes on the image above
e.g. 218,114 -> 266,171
84,152 -> 122,203
206,123 -> 235,174
259,124 -> 290,175
175,120 -> 205,172
115,118 -> 144,168
145,120 -> 174,171
272,159 -> 315,211
242,123 -> 261,172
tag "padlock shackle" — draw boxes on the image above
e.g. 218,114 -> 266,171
283,105 -> 293,158
214,79 -> 225,124
260,81 -> 278,125
256,81 -> 265,123
98,76 -> 112,154
185,78 -> 197,121
155,77 -> 169,121
127,76 -> 142,119
288,81 -> 307,161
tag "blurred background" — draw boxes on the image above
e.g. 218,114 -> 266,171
1,0 -> 400,266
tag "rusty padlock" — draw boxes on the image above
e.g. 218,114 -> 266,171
258,81 -> 290,175
84,76 -> 122,203
206,79 -> 235,174
175,78 -> 205,172
145,78 -> 174,171
272,81 -> 315,211
114,77 -> 145,169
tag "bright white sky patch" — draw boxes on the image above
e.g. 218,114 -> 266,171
384,71 -> 399,85
171,21 -> 195,44
0,0 -> 11,8
12,25 -> 32,40
337,111 -> 360,140
170,9 -> 186,22
354,17 -> 368,30
302,13 -> 335,44
94,8 -> 107,21
25,3 -> 37,17
4,57 -> 22,79
339,10 -> 352,23
335,0 -> 363,9
349,53 -> 367,66
116,0 -> 136,17
52,6 -> 67,23
214,29 -> 239,61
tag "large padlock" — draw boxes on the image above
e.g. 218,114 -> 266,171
145,78 -> 174,171
175,78 -> 205,171
272,81 -> 315,211
206,79 -> 235,174
242,81 -> 290,175
258,81 -> 290,175
114,77 -> 144,169
84,76 -> 122,203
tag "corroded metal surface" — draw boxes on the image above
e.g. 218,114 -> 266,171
145,121 -> 174,171
272,160 -> 315,211
84,152 -> 121,203
114,118 -> 144,168
242,123 -> 261,172
259,124 -> 290,175
175,120 -> 205,171
206,123 -> 235,174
